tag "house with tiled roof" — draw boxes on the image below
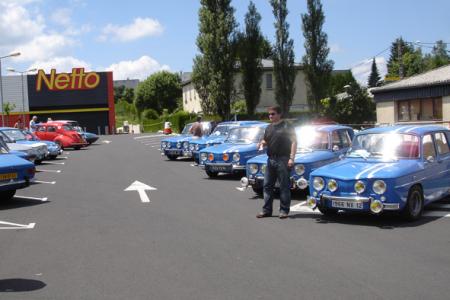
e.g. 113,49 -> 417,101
372,65 -> 450,125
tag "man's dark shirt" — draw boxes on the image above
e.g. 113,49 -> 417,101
264,120 -> 296,158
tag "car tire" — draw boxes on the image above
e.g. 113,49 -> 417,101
206,170 -> 218,178
74,146 -> 81,150
252,186 -> 263,196
0,190 -> 16,201
35,159 -> 42,165
49,155 -> 58,160
167,154 -> 177,161
55,141 -> 63,150
402,185 -> 424,221
318,206 -> 338,216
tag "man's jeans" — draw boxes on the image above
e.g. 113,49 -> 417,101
263,156 -> 291,214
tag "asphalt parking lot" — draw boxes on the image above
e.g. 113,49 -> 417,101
1,133 -> 450,299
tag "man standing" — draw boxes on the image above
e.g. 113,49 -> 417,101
29,116 -> 38,132
256,106 -> 297,219
189,116 -> 203,137
14,118 -> 25,130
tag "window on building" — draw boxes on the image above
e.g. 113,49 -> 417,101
397,98 -> 442,122
266,73 -> 273,90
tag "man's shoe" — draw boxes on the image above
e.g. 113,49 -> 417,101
279,212 -> 289,219
256,212 -> 272,218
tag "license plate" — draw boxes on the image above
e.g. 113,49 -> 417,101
166,149 -> 182,155
331,200 -> 363,210
208,165 -> 231,172
0,173 -> 18,181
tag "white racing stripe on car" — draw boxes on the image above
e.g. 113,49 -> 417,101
367,163 -> 395,178
355,163 -> 384,180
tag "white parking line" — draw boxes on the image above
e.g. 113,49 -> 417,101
290,201 -> 321,214
36,169 -> 61,173
0,221 -> 35,230
14,195 -> 48,202
58,156 -> 68,159
34,180 -> 56,185
134,134 -> 168,140
43,161 -> 65,165
423,211 -> 450,218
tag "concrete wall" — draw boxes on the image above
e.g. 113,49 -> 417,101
0,75 -> 29,113
443,95 -> 450,122
182,84 -> 202,113
376,101 -> 396,125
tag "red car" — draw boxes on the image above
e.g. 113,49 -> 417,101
34,122 -> 88,150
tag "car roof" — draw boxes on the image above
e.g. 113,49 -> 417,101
295,124 -> 353,132
0,127 -> 19,130
357,125 -> 449,136
217,121 -> 265,126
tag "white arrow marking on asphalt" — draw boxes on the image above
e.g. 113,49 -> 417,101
15,195 -> 48,202
124,181 -> 157,203
0,221 -> 35,230
34,180 -> 56,185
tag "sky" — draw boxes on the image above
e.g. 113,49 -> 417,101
1,0 -> 449,85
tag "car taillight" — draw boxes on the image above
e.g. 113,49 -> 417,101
27,168 -> 36,176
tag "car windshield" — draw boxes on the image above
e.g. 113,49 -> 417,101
1,129 -> 27,141
21,130 -> 38,141
348,133 -> 420,159
73,126 -> 84,133
226,127 -> 264,144
181,123 -> 193,135
210,125 -> 232,136
295,126 -> 329,151
62,125 -> 74,131
0,137 -> 9,154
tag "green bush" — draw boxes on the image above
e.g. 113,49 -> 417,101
142,108 -> 159,120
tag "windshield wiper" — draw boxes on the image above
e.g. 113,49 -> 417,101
348,150 -> 369,160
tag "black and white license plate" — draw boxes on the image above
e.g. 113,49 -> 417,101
208,165 -> 232,172
331,200 -> 363,210
166,149 -> 182,155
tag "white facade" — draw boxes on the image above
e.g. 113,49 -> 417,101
0,75 -> 29,114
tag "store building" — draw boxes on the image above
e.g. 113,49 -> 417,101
372,65 -> 450,126
0,68 -> 115,134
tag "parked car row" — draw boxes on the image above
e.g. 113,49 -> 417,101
161,121 -> 450,221
0,120 -> 99,201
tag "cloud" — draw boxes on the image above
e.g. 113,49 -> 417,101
351,57 -> 387,86
29,56 -> 92,73
330,43 -> 343,54
50,8 -> 72,27
13,34 -> 76,62
105,56 -> 170,80
99,17 -> 163,42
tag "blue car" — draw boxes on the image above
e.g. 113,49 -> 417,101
22,130 -> 63,160
0,127 -> 48,164
242,125 -> 354,195
307,125 -> 450,221
160,122 -> 213,160
199,123 -> 268,177
189,121 -> 264,164
0,137 -> 36,200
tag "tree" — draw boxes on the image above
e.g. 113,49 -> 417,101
321,82 -> 375,125
428,40 -> 450,69
122,88 -> 134,103
192,0 -> 238,120
386,37 -> 414,78
134,71 -> 181,115
113,86 -> 125,103
237,1 -> 264,116
261,36 -> 274,59
2,102 -> 16,126
270,0 -> 296,116
192,55 -> 215,114
301,0 -> 334,113
367,57 -> 381,88
329,70 -> 356,96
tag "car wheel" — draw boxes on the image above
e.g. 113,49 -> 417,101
49,155 -> 58,160
74,146 -> 81,150
402,185 -> 424,221
318,206 -> 338,216
252,186 -> 263,196
35,159 -> 42,165
55,141 -> 63,150
206,170 -> 218,178
167,154 -> 177,161
0,190 -> 16,201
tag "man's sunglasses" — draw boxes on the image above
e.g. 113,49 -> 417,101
268,112 -> 277,116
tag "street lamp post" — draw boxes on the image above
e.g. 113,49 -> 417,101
0,52 -> 21,127
7,68 -> 37,125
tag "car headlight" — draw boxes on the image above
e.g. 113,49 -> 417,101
233,153 -> 240,162
183,142 -> 189,149
354,180 -> 366,194
248,163 -> 258,174
294,164 -> 305,175
206,143 -> 210,148
161,142 -> 166,149
208,153 -> 214,161
373,180 -> 386,195
176,142 -> 181,149
195,144 -> 200,151
327,179 -> 338,192
200,152 -> 207,161
223,153 -> 229,161
261,164 -> 266,174
313,177 -> 325,191
189,144 -> 194,151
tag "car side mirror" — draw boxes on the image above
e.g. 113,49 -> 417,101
426,156 -> 435,163
332,145 -> 340,152
339,154 -> 345,160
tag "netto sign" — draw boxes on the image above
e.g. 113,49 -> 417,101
36,68 -> 101,91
